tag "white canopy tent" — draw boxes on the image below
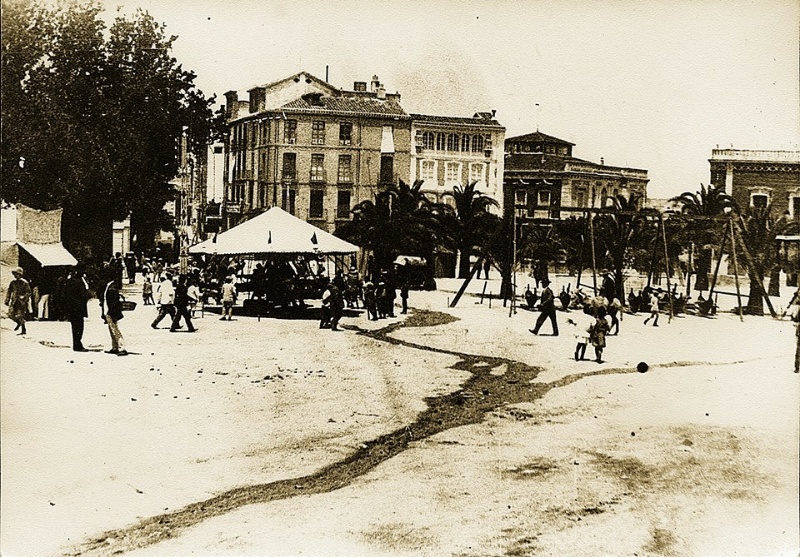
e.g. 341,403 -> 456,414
189,206 -> 358,256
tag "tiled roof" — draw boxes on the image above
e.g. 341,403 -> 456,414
411,113 -> 504,128
506,131 -> 575,145
282,96 -> 409,118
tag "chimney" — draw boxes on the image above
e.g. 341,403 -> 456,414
491,109 -> 496,118
600,157 -> 605,165
353,81 -> 367,92
370,75 -> 380,92
376,86 -> 386,100
224,90 -> 239,120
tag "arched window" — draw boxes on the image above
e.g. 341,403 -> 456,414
461,134 -> 470,152
436,132 -> 446,151
600,187 -> 608,206
472,135 -> 484,152
447,133 -> 460,152
422,132 -> 435,150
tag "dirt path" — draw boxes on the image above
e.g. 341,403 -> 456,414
67,309 -> 747,557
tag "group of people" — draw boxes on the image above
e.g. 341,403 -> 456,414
527,271 -> 623,364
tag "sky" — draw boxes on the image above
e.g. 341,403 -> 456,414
105,0 -> 799,199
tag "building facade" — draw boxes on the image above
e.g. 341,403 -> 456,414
709,149 -> 800,218
410,112 -> 505,212
504,131 -> 649,220
222,72 -> 411,232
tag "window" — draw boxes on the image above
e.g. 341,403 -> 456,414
380,155 -> 394,184
338,155 -> 352,183
311,121 -> 325,145
422,131 -> 435,149
284,120 -> 297,144
446,133 -> 460,152
461,135 -> 471,152
309,189 -> 324,219
420,160 -> 437,187
515,190 -> 527,206
310,154 -> 325,183
282,189 -> 296,215
469,163 -> 485,186
574,188 -> 586,208
445,162 -> 461,186
282,153 -> 297,181
337,190 -> 351,219
537,190 -> 551,206
339,122 -> 352,145
751,194 -> 768,209
472,135 -> 484,152
436,132 -> 446,151
381,125 -> 395,153
793,197 -> 800,219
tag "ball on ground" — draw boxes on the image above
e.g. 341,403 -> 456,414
637,362 -> 649,373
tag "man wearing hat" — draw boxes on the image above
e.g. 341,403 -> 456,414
5,266 -> 32,335
63,263 -> 90,351
530,277 -> 558,336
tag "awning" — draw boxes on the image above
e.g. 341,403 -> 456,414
18,241 -> 77,267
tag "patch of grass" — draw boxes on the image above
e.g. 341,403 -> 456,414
642,527 -> 678,555
505,535 -> 539,556
363,522 -> 436,551
502,457 -> 559,479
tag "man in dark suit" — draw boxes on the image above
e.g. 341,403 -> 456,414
63,264 -> 90,351
530,278 -> 559,336
100,265 -> 128,356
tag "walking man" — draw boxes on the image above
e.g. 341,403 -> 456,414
63,263 -> 90,351
530,278 -> 559,336
151,274 -> 176,329
170,275 -> 197,332
5,266 -> 31,335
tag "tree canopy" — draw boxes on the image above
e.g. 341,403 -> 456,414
1,0 -> 217,261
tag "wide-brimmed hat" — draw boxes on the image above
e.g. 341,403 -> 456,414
11,266 -> 23,276
541,278 -> 551,285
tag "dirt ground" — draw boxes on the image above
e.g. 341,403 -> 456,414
1,275 -> 798,557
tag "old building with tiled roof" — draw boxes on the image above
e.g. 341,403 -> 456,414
221,71 -> 411,231
410,112 -> 506,212
504,131 -> 648,220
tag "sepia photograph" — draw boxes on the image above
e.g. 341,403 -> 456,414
1,0 -> 799,555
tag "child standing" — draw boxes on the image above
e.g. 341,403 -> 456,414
142,276 -> 154,305
643,289 -> 661,327
567,305 -> 594,361
220,277 -> 237,321
590,306 -> 611,363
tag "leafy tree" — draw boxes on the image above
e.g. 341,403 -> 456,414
443,181 -> 499,278
1,0 -> 216,261
669,184 -> 736,291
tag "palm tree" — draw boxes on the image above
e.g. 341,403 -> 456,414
735,206 -> 799,314
336,180 -> 449,283
669,184 -> 736,291
593,192 -> 654,300
444,181 -> 500,278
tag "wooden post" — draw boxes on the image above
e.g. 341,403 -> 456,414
729,219 -> 744,322
588,211 -> 598,294
647,218 -> 661,289
660,215 -> 674,322
449,258 -> 482,308
575,210 -> 590,292
708,221 -> 729,299
732,216 -> 778,318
